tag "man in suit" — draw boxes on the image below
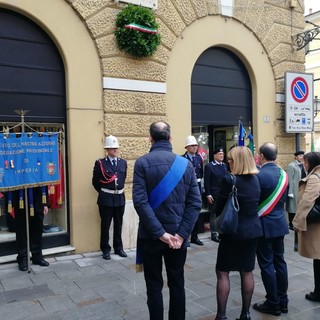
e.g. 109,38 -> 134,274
253,142 -> 289,316
204,147 -> 228,242
182,135 -> 204,246
92,135 -> 127,260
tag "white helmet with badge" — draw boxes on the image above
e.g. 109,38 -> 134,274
103,135 -> 119,149
185,135 -> 198,148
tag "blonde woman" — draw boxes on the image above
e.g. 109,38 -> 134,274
214,146 -> 262,320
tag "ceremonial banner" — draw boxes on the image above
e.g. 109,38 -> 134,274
0,133 -> 59,191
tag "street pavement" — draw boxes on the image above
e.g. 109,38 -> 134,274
0,230 -> 319,320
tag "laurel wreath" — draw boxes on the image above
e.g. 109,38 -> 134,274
115,4 -> 161,58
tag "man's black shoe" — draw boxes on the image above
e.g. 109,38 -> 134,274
305,292 -> 320,302
103,252 -> 111,260
115,250 -> 127,258
211,233 -> 220,243
280,304 -> 288,313
32,258 -> 49,267
190,238 -> 204,246
253,301 -> 281,316
18,261 -> 28,271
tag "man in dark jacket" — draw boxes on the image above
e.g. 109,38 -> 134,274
92,135 -> 127,260
204,147 -> 228,242
253,142 -> 289,316
133,122 -> 201,320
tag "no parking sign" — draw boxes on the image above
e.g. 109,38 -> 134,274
285,72 -> 314,133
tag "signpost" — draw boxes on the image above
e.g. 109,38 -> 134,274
285,72 -> 314,133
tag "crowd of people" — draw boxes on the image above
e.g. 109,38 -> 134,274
11,121 -> 319,320
130,122 -> 320,320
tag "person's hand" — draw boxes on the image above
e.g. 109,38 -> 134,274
159,232 -> 176,247
207,195 -> 214,204
288,193 -> 294,198
43,206 -> 49,215
173,234 -> 184,249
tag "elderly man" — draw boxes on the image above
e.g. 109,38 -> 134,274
286,150 -> 305,230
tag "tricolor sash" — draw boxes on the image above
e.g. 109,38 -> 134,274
258,168 -> 288,217
148,155 -> 188,210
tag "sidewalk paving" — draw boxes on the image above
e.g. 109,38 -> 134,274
0,230 -> 319,320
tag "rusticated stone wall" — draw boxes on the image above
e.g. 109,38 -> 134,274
68,0 -> 306,177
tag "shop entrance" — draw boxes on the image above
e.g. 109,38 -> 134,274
191,47 -> 253,232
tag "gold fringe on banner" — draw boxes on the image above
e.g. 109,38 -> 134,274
42,194 -> 47,204
50,185 -> 55,194
19,199 -> 24,209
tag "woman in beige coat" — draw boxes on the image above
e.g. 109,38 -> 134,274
293,152 -> 320,302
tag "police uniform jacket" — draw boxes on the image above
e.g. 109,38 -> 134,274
133,140 -> 202,244
257,162 -> 289,239
204,161 -> 228,198
92,157 -> 127,207
293,165 -> 320,259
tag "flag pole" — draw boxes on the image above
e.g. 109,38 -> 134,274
14,109 -> 32,273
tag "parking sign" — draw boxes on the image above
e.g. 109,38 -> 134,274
285,72 -> 314,133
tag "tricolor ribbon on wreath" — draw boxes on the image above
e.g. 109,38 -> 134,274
124,23 -> 158,34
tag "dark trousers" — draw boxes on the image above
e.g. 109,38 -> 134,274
98,205 -> 124,254
256,236 -> 288,306
141,239 -> 187,320
313,259 -> 320,295
15,208 -> 44,261
209,202 -> 218,234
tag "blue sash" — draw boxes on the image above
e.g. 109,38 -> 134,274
148,155 -> 188,210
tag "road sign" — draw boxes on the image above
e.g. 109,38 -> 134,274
285,72 -> 314,133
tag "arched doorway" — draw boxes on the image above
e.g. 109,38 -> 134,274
0,8 -> 68,256
191,47 -> 252,162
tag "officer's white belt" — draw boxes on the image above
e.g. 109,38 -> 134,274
101,188 -> 124,194
197,178 -> 201,182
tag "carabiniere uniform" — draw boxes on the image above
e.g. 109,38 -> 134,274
92,156 -> 127,254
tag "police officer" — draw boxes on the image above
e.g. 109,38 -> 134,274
182,135 -> 204,245
204,147 -> 228,242
92,135 -> 127,260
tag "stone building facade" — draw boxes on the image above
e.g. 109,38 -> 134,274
0,0 -> 307,256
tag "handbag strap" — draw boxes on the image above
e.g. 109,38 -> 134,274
229,174 -> 239,210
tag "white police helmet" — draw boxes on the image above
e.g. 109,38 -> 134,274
103,135 -> 119,149
185,135 -> 198,148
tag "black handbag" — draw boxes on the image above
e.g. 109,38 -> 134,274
307,198 -> 320,223
307,173 -> 320,224
214,174 -> 240,234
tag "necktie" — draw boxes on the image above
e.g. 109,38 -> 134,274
112,159 -> 116,170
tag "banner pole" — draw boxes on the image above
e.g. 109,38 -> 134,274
15,110 -> 31,273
